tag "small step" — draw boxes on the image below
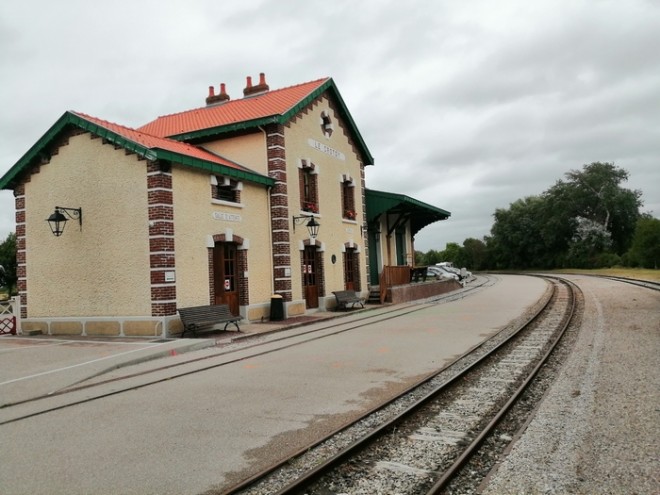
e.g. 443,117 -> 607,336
22,329 -> 43,336
367,291 -> 381,304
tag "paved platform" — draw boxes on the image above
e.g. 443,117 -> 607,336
1,274 -> 549,495
0,337 -> 216,406
0,308 -> 356,406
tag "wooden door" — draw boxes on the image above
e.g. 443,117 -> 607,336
213,242 -> 239,315
302,246 -> 318,309
344,248 -> 357,291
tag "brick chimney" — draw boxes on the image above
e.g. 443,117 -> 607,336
243,73 -> 269,97
206,83 -> 230,106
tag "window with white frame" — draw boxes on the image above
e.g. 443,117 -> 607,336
211,176 -> 241,204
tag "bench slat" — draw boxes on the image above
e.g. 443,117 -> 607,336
332,291 -> 364,310
178,304 -> 242,337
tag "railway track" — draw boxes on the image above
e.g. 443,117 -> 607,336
226,276 -> 578,495
589,274 -> 660,291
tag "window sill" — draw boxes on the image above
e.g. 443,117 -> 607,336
211,199 -> 244,208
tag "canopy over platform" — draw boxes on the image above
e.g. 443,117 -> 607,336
365,189 -> 451,237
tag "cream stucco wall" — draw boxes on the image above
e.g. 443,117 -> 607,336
201,132 -> 268,175
25,133 -> 151,317
172,166 -> 273,309
284,95 -> 368,299
21,91 -> 371,323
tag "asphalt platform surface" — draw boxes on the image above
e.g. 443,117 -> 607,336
1,274 -> 549,495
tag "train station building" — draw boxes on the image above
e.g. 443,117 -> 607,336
0,74 -> 451,337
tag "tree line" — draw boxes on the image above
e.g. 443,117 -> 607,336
416,162 -> 660,271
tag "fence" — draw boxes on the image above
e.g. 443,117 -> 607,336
0,296 -> 21,335
379,265 -> 412,304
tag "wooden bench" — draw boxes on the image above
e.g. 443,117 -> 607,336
410,266 -> 429,283
177,304 -> 242,337
332,290 -> 365,311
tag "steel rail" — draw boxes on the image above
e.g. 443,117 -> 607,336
232,276 -> 562,495
553,272 -> 660,291
596,275 -> 660,291
425,276 -> 578,494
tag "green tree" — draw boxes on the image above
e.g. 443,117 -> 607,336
419,249 -> 444,266
546,162 -> 642,254
488,162 -> 642,269
461,238 -> 488,270
489,196 -> 549,269
439,242 -> 462,263
566,216 -> 613,267
627,215 -> 660,268
0,232 -> 17,294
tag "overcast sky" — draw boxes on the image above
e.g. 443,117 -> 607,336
1,0 -> 658,251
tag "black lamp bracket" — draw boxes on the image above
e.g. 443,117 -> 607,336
56,206 -> 83,229
292,214 -> 320,239
292,214 -> 313,231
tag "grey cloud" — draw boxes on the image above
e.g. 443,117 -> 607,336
1,0 -> 659,251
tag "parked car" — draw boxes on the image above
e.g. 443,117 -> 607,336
436,262 -> 471,281
427,265 -> 459,281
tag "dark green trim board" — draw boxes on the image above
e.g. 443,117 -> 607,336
0,112 -> 274,190
0,112 -> 72,189
168,116 -> 280,144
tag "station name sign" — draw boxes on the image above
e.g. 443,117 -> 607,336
308,138 -> 345,161
212,212 -> 242,222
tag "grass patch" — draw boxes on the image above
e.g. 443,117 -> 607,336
553,267 -> 660,282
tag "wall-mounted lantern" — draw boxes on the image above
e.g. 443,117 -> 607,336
46,206 -> 82,237
292,215 -> 320,239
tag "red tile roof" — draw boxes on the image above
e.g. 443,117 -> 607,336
138,78 -> 330,138
1,76 -> 373,190
73,112 -> 256,173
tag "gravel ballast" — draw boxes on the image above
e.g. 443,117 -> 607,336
483,275 -> 659,494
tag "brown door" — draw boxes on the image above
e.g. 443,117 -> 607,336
213,242 -> 239,315
344,248 -> 357,291
303,246 -> 318,309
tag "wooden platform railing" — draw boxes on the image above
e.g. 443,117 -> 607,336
379,265 -> 412,304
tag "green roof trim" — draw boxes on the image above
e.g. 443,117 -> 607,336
167,78 -> 375,166
282,78 -> 373,166
167,116 -> 280,144
151,147 -> 274,185
366,188 -> 451,237
0,112 -> 73,190
0,112 -> 274,190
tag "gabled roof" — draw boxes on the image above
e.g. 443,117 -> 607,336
366,189 -> 451,237
138,77 -> 374,166
0,111 -> 274,190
